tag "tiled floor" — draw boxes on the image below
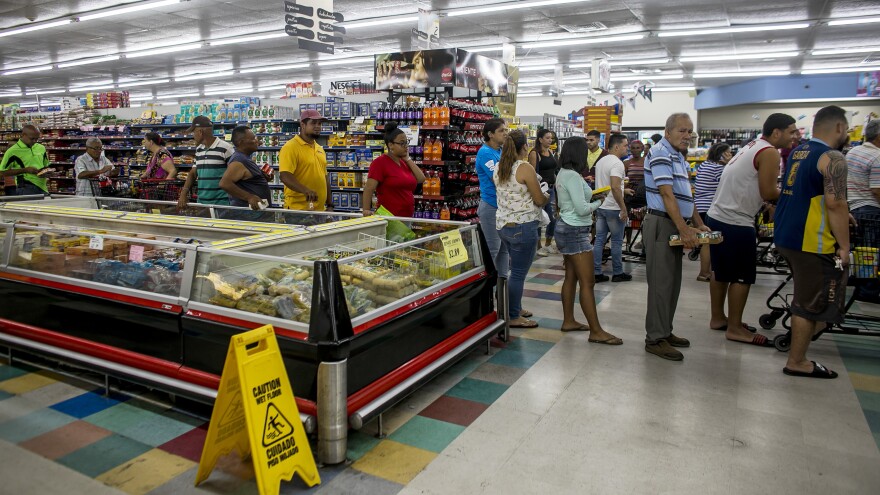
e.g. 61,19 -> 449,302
2,253 -> 880,494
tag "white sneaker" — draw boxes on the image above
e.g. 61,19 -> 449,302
536,246 -> 550,257
545,244 -> 559,254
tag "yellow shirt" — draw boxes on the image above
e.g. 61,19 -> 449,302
279,135 -> 328,211
587,148 -> 603,170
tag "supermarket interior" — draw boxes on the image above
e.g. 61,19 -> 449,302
2,1 -> 880,494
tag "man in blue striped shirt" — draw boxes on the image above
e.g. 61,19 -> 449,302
643,113 -> 710,361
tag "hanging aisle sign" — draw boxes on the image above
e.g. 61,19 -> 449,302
195,325 -> 320,494
284,0 -> 344,54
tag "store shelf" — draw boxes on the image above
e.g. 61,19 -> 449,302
49,161 -> 75,166
376,125 -> 462,132
417,160 -> 459,166
45,147 -> 140,151
324,146 -> 384,150
48,177 -> 76,181
327,167 -> 370,172
331,186 -> 363,192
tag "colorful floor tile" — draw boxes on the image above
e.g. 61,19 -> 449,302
51,390 -> 128,419
19,419 -> 112,460
388,416 -> 466,453
443,377 -> 509,404
0,407 -> 77,443
0,371 -> 57,395
351,440 -> 437,485
84,402 -> 201,447
96,448 -> 196,495
56,433 -> 154,478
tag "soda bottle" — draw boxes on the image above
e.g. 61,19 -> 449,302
415,102 -> 423,126
423,135 -> 435,161
433,137 -> 443,162
439,100 -> 450,126
435,170 -> 443,195
414,201 -> 423,218
430,202 -> 440,219
440,202 -> 451,220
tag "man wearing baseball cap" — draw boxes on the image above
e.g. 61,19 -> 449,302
177,115 -> 235,209
279,109 -> 333,212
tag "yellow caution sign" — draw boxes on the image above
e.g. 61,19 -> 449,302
195,325 -> 320,493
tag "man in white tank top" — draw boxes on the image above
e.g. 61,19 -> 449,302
705,114 -> 797,347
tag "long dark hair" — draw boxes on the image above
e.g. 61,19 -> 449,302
533,128 -> 552,157
559,136 -> 589,174
144,131 -> 164,146
496,130 -> 528,184
707,142 -> 731,163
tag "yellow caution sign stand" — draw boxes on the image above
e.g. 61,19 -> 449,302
196,325 -> 321,493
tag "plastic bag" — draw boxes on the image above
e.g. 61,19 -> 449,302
375,205 -> 416,242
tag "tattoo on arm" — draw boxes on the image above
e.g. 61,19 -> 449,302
823,150 -> 847,201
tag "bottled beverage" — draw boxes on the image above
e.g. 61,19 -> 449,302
414,201 -> 423,218
431,136 -> 443,162
435,172 -> 443,196
428,101 -> 439,126
423,135 -> 435,161
430,201 -> 440,220
391,104 -> 400,122
414,102 -> 423,126
377,103 -> 386,125
415,135 -> 424,161
439,101 -> 450,126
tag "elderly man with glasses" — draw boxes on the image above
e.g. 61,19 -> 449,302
74,137 -> 118,196
0,124 -> 52,196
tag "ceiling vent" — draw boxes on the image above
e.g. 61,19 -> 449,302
558,22 -> 607,34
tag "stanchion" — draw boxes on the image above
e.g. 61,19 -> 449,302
317,359 -> 348,465
496,277 -> 510,343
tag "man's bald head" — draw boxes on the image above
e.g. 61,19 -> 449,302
20,124 -> 41,148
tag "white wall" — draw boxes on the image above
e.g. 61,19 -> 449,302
515,91 -> 697,130
698,100 -> 880,131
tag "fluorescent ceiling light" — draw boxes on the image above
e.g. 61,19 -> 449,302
521,33 -> 646,50
622,86 -> 696,93
827,16 -> 880,26
57,55 -> 121,68
125,42 -> 203,58
658,22 -> 810,37
692,70 -> 791,78
518,65 -> 557,72
78,0 -> 181,21
802,66 -> 880,75
158,92 -> 200,99
343,15 -> 418,29
129,94 -> 158,101
210,32 -> 287,46
72,85 -> 117,92
605,58 -> 671,67
257,84 -> 288,91
610,74 -> 685,81
69,79 -> 115,89
0,19 -> 72,39
811,47 -> 880,56
679,51 -> 799,63
174,71 -> 235,82
27,89 -> 68,95
240,63 -> 309,74
317,57 -> 375,67
518,93 -> 546,98
0,92 -> 23,97
2,65 -> 54,76
117,78 -> 171,88
463,45 -> 503,53
447,0 -> 591,17
203,85 -> 255,95
518,81 -> 554,87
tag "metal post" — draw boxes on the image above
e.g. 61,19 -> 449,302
376,413 -> 385,439
317,359 -> 348,465
496,277 -> 510,342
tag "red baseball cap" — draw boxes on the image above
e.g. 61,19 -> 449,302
300,109 -> 328,122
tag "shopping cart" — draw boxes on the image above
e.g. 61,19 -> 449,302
138,179 -> 187,201
89,177 -> 137,198
623,206 -> 646,262
755,207 -> 788,275
761,213 -> 880,351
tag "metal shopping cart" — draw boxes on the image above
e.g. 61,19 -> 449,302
755,206 -> 788,275
761,213 -> 880,351
89,177 -> 137,198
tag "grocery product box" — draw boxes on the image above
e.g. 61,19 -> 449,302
350,192 -> 360,209
341,103 -> 352,118
370,101 -> 381,117
326,151 -> 336,166
359,103 -> 370,117
331,192 -> 341,207
339,193 -> 350,209
331,103 -> 341,118
330,172 -> 338,186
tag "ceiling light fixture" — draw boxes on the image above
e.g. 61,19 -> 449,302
521,33 -> 646,49
78,0 -> 182,21
202,85 -> 255,95
173,70 -> 235,82
57,55 -> 121,68
125,42 -> 204,58
239,63 -> 310,74
801,66 -> 880,74
827,16 -> 880,26
679,51 -> 799,63
463,45 -> 503,53
71,85 -> 116,92
609,74 -> 685,81
342,15 -> 419,29
517,65 -> 557,72
0,19 -> 73,39
69,79 -> 115,89
317,57 -> 375,67
604,58 -> 671,67
658,22 -> 810,37
1,65 -> 55,76
210,32 -> 288,46
257,84 -> 289,91
157,92 -> 200,99
447,0 -> 593,17
25,89 -> 68,96
117,78 -> 171,88
811,47 -> 880,56
621,86 -> 696,93
517,81 -> 554,87
692,70 -> 791,78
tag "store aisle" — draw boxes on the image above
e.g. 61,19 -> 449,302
1,254 -> 879,495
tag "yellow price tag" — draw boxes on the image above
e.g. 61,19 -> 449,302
151,209 -> 160,214
439,230 -> 468,268
224,133 -> 232,140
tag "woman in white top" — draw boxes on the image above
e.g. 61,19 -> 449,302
494,130 -> 549,328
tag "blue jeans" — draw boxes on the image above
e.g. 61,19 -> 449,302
538,188 -> 557,240
15,182 -> 45,196
499,220 -> 539,319
478,201 -> 509,279
594,208 -> 625,276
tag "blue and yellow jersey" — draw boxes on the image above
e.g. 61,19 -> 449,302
774,139 -> 836,254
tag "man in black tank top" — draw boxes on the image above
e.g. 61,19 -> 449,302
220,125 -> 273,211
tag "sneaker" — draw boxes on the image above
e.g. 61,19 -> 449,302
536,246 -> 549,257
595,274 -> 609,283
545,244 -> 559,254
645,340 -> 683,361
665,333 -> 690,348
611,273 -> 632,282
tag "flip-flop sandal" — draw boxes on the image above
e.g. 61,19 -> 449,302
696,275 -> 711,282
520,310 -> 533,317
711,323 -> 758,333
560,325 -> 589,332
783,361 -> 838,379
726,333 -> 773,347
588,336 -> 623,345
510,318 -> 539,328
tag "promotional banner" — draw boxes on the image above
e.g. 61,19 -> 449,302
375,49 -> 457,90
490,67 -> 519,118
412,9 -> 439,49
857,71 -> 880,97
456,49 -> 514,96
591,59 -> 611,92
284,0 -> 343,54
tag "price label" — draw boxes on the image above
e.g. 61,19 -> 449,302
439,230 -> 468,268
129,245 -> 144,262
354,116 -> 365,124
89,235 -> 104,250
224,133 -> 232,140
402,125 -> 420,146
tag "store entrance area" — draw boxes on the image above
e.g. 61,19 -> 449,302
1,254 -> 879,494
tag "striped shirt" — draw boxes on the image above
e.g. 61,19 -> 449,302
846,142 -> 880,211
644,137 -> 694,218
194,137 -> 234,205
693,160 -> 724,213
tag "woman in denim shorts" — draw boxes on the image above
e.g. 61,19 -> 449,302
554,137 -> 622,345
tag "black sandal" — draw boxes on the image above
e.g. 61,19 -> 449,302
783,361 -> 838,379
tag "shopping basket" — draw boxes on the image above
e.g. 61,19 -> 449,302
89,177 -> 137,198
137,179 -> 187,201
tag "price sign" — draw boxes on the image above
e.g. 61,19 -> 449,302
439,230 -> 468,267
402,125 -> 420,146
151,209 -> 161,214
89,235 -> 104,250
129,245 -> 144,262
354,116 -> 365,124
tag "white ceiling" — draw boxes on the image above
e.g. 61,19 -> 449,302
0,0 -> 878,104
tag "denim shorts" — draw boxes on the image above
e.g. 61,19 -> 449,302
554,220 -> 593,255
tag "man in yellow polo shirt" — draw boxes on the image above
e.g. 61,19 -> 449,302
586,129 -> 609,171
279,109 -> 333,211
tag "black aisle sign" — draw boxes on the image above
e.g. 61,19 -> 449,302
284,1 -> 344,54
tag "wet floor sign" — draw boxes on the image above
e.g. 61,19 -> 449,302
195,325 -> 320,493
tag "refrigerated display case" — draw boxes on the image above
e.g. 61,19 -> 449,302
0,197 -> 501,456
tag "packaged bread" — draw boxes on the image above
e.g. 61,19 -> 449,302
236,294 -> 278,316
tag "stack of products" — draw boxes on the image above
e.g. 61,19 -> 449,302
85,91 -> 130,109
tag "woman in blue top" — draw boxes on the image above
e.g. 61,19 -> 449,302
555,137 -> 622,345
476,118 -> 510,278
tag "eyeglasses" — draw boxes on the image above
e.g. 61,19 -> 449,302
391,140 -> 408,146
86,146 -> 103,151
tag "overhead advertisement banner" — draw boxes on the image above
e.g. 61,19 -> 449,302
491,67 -> 520,118
456,49 -> 514,96
374,49 -> 457,90
857,71 -> 880,97
412,9 -> 439,50
284,0 -> 343,54
591,59 -> 612,92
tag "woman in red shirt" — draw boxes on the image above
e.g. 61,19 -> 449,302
362,122 -> 425,217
